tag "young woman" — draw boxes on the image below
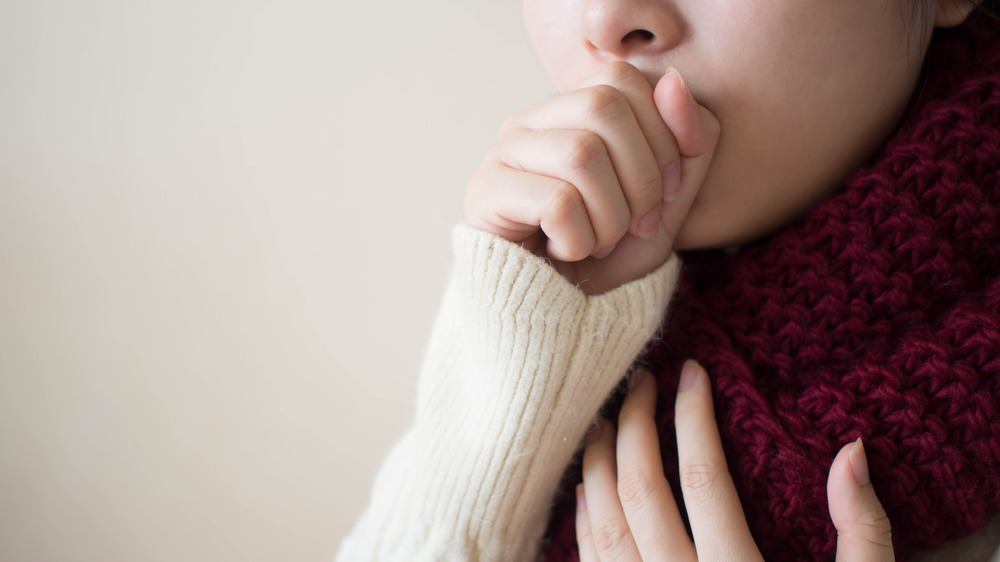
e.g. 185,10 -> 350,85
338,1 -> 1000,559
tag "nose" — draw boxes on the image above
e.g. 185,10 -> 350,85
582,0 -> 682,59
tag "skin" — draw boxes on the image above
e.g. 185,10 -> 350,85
521,0 -> 972,250
464,0 -> 980,294
576,363 -> 895,561
466,65 -> 719,293
464,0 -> 984,556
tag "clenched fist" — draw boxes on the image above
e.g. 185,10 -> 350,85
465,62 -> 720,294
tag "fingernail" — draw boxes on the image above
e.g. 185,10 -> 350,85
593,243 -> 616,259
637,206 -> 661,238
662,162 -> 681,202
629,368 -> 649,390
586,419 -> 604,444
848,438 -> 870,486
576,483 -> 587,512
666,66 -> 694,105
677,359 -> 700,391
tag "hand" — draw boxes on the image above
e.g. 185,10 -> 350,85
464,62 -> 720,295
575,361 -> 894,561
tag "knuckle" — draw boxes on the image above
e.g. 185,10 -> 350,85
600,209 -> 631,247
545,180 -> 584,222
463,167 -> 502,231
592,518 -> 633,557
674,399 -> 701,423
650,128 -> 679,162
479,145 -> 504,169
604,61 -> 650,92
602,61 -> 637,82
617,469 -> 657,509
679,459 -> 723,496
564,132 -> 607,173
850,508 -> 894,547
465,157 -> 501,191
498,112 -> 522,137
581,85 -> 628,122
631,169 -> 662,207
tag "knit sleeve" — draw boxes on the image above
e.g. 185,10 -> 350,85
334,225 -> 681,562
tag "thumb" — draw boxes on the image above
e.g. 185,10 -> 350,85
652,68 -> 720,165
651,68 -> 720,245
827,438 -> 894,562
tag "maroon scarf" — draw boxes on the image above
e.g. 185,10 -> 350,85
543,12 -> 1000,561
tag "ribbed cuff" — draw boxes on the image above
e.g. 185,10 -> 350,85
336,226 -> 680,561
444,226 -> 679,558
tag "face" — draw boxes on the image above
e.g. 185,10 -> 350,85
523,0 -> 935,249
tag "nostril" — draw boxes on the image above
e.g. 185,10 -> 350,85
622,29 -> 655,45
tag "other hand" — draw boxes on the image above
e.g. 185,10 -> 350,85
575,361 -> 894,561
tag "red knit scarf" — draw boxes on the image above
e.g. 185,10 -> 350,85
543,12 -> 1000,562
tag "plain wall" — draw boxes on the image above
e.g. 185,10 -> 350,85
0,1 -> 549,560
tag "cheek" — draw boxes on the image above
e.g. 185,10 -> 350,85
675,3 -> 926,248
522,0 -> 591,91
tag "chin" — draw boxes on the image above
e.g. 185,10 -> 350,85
673,224 -> 735,251
672,208 -> 780,251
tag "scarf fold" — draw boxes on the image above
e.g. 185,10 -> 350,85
543,12 -> 1000,561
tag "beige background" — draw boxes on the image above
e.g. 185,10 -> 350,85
0,0 -> 549,560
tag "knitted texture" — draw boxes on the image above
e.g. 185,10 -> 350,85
336,227 -> 680,561
542,12 -> 1000,562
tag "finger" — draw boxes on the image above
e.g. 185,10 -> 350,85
465,162 -> 597,261
652,68 -> 722,242
828,439 -> 895,562
653,68 -> 719,163
579,62 -> 680,176
674,360 -> 763,561
494,128 -> 631,254
617,369 -> 696,562
582,419 -> 642,562
505,84 -> 664,240
575,484 -> 601,562
578,61 -> 681,216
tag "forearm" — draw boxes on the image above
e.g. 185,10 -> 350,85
336,226 -> 680,561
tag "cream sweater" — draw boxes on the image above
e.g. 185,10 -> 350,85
336,226 -> 1000,562
335,225 -> 680,562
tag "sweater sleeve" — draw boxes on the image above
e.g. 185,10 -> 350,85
335,225 -> 681,562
